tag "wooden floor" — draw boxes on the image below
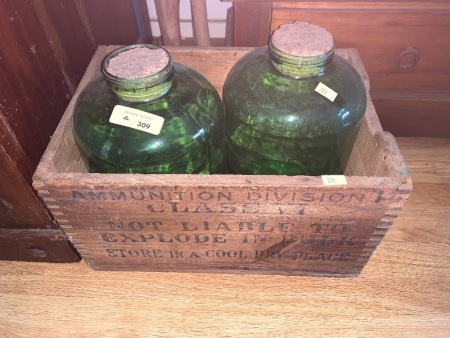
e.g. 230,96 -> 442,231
1,137 -> 449,337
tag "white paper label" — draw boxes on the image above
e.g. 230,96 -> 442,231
321,175 -> 348,186
109,105 -> 164,135
315,82 -> 338,102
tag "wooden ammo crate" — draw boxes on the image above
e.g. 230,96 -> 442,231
33,46 -> 412,276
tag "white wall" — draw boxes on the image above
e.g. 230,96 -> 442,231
146,0 -> 232,39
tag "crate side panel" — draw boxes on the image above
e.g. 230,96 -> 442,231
38,182 -> 404,275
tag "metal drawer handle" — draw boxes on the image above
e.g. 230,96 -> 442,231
397,46 -> 420,69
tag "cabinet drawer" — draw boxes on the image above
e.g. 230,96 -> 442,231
372,92 -> 450,138
271,2 -> 450,92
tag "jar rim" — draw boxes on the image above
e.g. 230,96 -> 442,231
269,39 -> 335,67
101,44 -> 174,102
101,44 -> 173,83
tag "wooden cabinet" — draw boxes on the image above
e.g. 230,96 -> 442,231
227,1 -> 450,137
0,0 -> 151,262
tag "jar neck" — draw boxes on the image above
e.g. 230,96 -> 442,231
269,40 -> 335,78
101,45 -> 174,102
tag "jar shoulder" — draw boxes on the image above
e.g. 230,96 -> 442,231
72,64 -> 224,160
223,48 -> 367,134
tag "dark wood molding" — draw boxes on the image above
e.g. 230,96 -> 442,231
0,229 -> 80,262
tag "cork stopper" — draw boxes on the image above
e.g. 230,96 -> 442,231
106,46 -> 170,79
271,21 -> 334,57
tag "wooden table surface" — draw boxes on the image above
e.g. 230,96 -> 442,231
1,137 -> 449,337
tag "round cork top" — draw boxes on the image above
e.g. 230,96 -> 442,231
271,21 -> 334,57
106,46 -> 170,79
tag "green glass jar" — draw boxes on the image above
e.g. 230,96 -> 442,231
223,21 -> 367,175
72,44 -> 225,174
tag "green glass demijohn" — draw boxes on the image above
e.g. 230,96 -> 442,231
72,44 -> 225,174
222,21 -> 367,175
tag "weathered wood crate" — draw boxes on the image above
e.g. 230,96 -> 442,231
33,46 -> 412,276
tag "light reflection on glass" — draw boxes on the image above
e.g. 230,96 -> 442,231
193,128 -> 206,139
286,115 -> 298,123
339,108 -> 351,126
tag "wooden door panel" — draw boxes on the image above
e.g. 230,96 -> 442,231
0,0 -> 149,260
